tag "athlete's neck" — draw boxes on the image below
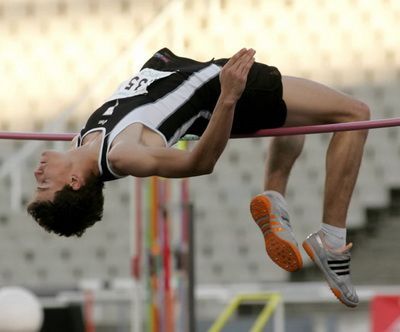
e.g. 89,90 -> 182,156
69,141 -> 101,178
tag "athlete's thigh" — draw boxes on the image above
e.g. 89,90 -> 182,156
281,76 -> 358,127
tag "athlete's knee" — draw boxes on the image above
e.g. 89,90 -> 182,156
351,100 -> 370,121
341,99 -> 371,123
270,135 -> 305,158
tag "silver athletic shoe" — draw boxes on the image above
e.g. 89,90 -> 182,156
302,231 -> 359,307
250,191 -> 303,272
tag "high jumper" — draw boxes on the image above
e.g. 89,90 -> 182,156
27,47 -> 370,307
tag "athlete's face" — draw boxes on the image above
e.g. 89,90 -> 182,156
33,150 -> 72,202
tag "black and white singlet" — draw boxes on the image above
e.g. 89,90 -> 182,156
77,48 -> 287,181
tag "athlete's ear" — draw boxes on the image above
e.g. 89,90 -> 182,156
70,175 -> 83,190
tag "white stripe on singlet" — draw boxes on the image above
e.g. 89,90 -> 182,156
107,63 -> 221,148
167,110 -> 212,145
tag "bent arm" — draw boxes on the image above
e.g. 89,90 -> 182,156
111,48 -> 256,178
110,95 -> 238,178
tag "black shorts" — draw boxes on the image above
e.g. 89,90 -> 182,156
211,59 -> 287,135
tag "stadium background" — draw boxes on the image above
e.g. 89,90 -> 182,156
1,0 -> 400,331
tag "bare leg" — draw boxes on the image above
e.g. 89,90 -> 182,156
277,76 -> 370,228
252,135 -> 306,272
253,75 -> 369,271
257,76 -> 369,306
265,135 -> 305,194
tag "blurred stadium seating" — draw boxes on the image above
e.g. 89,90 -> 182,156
0,1 -> 400,321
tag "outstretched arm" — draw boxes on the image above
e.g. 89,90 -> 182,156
111,48 -> 256,178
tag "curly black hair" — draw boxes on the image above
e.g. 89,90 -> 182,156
27,176 -> 104,237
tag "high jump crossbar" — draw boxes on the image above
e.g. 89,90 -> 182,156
0,117 -> 399,141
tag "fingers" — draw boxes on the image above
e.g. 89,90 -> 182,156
242,56 -> 255,75
225,48 -> 255,69
225,48 -> 248,68
230,49 -> 256,81
238,49 -> 256,75
219,48 -> 256,101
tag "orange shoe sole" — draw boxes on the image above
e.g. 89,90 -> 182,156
250,195 -> 303,272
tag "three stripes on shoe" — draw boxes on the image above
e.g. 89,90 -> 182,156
328,258 -> 350,276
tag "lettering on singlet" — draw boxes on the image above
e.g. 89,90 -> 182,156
107,68 -> 175,101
